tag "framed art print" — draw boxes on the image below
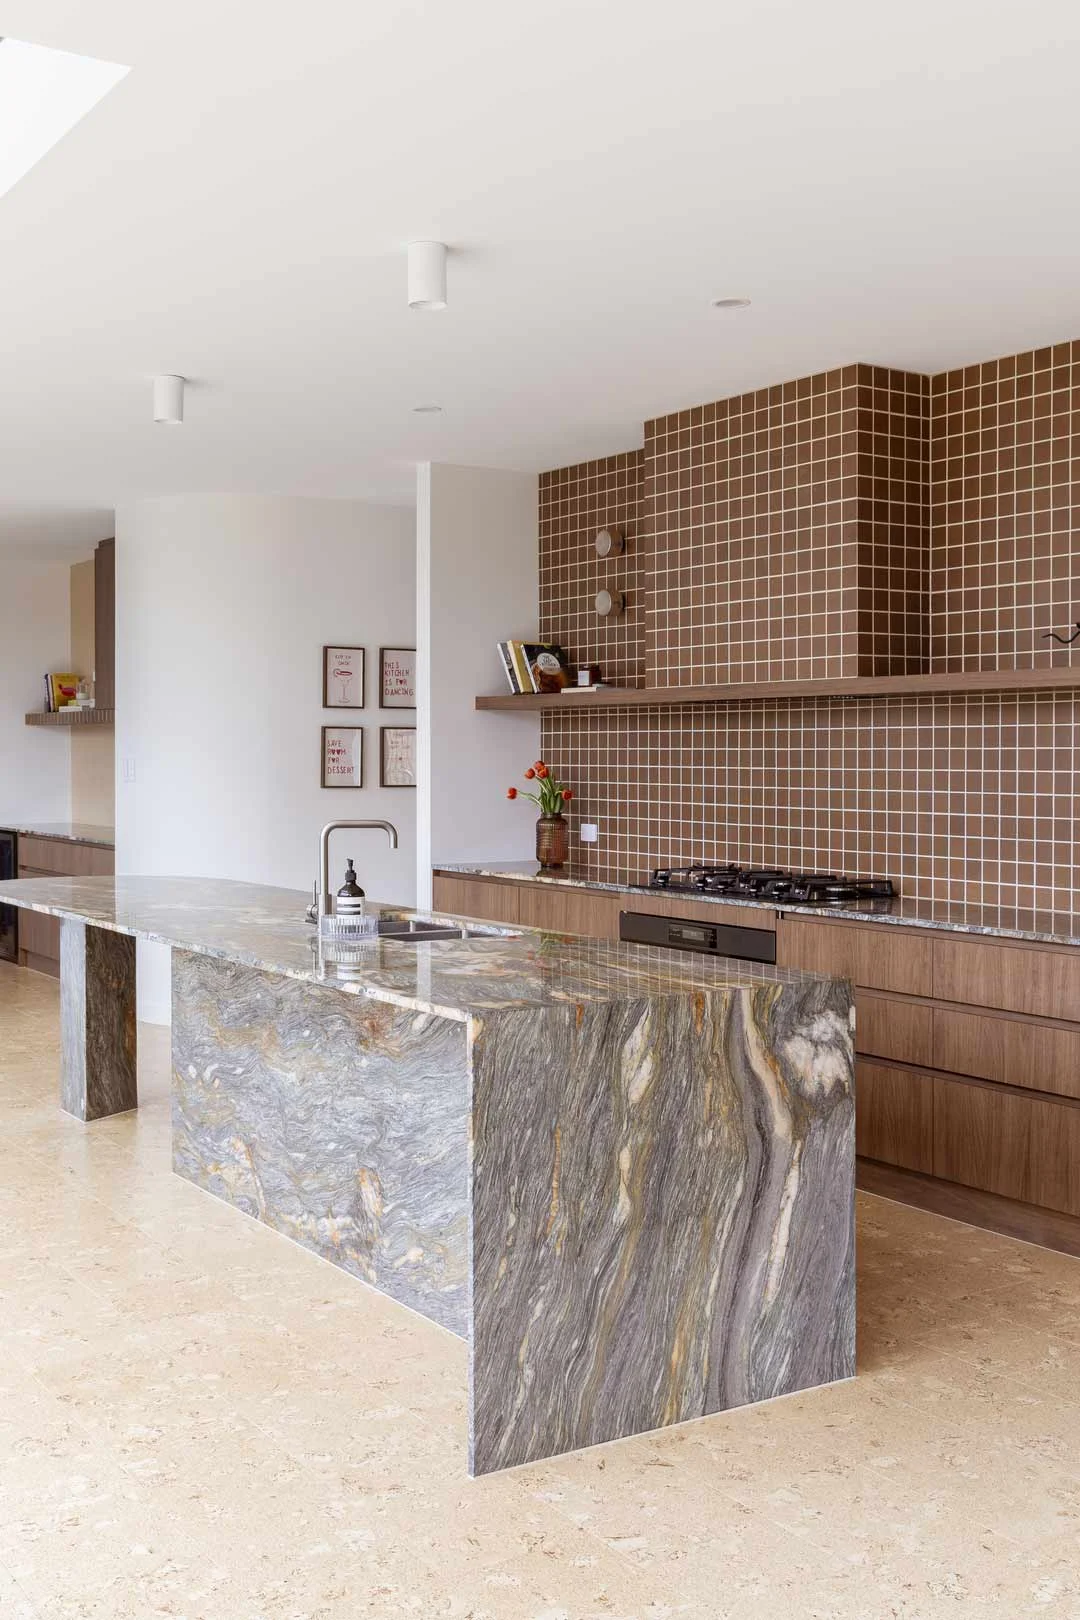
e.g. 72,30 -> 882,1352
379,646 -> 416,708
323,646 -> 365,709
380,725 -> 416,787
322,726 -> 363,788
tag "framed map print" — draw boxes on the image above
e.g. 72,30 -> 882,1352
323,646 -> 365,709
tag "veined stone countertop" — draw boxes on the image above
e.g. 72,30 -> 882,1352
0,821 -> 115,847
0,874 -> 829,1023
435,861 -> 1080,948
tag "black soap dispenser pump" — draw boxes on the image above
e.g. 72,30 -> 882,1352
336,859 -> 365,916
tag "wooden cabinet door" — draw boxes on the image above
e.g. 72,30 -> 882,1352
17,838 -> 113,878
933,1077 -> 1080,1217
856,991 -> 934,1067
933,937 -> 1080,1023
18,908 -> 61,969
777,916 -> 933,996
514,885 -> 621,939
432,875 -> 520,926
855,1059 -> 935,1173
933,1006 -> 1080,1102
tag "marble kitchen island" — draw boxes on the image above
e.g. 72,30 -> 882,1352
0,874 -> 856,1474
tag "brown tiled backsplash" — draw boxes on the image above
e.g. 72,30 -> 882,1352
539,452 -> 645,686
930,341 -> 1080,672
538,341 -> 1080,908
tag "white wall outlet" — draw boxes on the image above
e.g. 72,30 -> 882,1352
580,823 -> 599,844
122,757 -> 137,784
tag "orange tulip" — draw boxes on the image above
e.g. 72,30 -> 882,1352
506,787 -> 518,799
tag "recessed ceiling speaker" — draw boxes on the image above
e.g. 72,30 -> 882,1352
407,240 -> 448,310
595,588 -> 625,617
152,374 -> 184,425
595,526 -> 625,558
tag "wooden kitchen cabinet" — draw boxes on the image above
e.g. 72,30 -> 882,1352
16,908 -> 61,975
432,872 -> 621,938
933,936 -> 1080,1023
18,837 -> 113,878
16,834 -> 114,976
855,1059 -> 935,1173
932,1004 -> 1080,1103
856,990 -> 934,1068
776,915 -> 932,996
933,1076 -> 1080,1218
513,884 -> 621,938
432,874 -> 521,926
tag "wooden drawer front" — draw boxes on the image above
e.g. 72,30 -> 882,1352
777,917 -> 932,996
933,936 -> 1080,1023
17,837 -> 113,878
432,875 -> 520,927
514,885 -> 621,939
432,874 -> 621,939
622,894 -> 776,932
933,1077 -> 1080,1218
856,991 -> 934,1067
855,1059 -> 934,1173
18,908 -> 60,962
933,1006 -> 1080,1102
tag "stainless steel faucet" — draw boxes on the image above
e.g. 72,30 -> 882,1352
311,819 -> 399,919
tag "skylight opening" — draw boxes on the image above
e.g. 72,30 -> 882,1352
0,37 -> 129,203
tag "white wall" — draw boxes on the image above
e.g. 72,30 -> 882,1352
0,557 -> 72,823
116,495 -> 415,1022
416,464 -> 540,907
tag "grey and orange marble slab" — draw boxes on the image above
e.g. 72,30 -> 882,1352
0,875 -> 826,1020
0,872 -> 855,1473
172,950 -> 470,1333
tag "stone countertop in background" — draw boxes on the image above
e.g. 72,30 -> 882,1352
0,874 -> 832,1022
0,822 -> 115,848
434,861 -> 1080,948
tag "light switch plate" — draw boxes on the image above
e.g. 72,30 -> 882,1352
122,757 -> 136,784
580,823 -> 598,844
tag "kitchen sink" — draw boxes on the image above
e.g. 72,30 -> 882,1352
375,919 -> 482,942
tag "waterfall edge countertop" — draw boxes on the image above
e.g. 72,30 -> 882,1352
0,871 -> 855,1475
0,822 -> 115,847
0,873 -> 831,1021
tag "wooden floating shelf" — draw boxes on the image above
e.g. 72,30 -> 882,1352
25,708 -> 115,729
476,667 -> 1080,713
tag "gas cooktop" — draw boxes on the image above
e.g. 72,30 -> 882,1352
649,864 -> 896,906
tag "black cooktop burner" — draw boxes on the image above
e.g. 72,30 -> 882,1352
649,864 -> 896,905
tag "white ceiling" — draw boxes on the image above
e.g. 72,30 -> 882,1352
1,0 -> 1079,554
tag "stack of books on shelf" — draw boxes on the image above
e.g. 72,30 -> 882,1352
496,641 -> 571,694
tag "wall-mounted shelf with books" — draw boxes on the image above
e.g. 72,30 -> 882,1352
476,666 -> 1080,712
25,708 -> 115,729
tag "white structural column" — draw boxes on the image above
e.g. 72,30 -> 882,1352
416,464 -> 540,908
115,494 -> 417,1023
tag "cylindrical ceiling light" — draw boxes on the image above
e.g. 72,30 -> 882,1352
407,240 -> 447,310
152,374 -> 185,425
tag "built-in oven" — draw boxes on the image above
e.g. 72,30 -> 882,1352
620,910 -> 776,964
0,830 -> 16,963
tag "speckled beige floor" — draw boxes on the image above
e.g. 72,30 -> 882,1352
3,964 -> 1080,1620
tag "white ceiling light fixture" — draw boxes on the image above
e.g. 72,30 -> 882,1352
711,297 -> 751,309
152,375 -> 185,425
0,37 -> 128,204
407,240 -> 448,310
